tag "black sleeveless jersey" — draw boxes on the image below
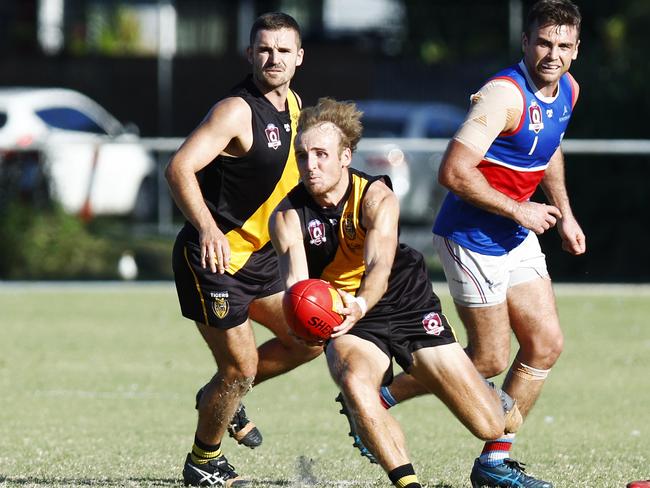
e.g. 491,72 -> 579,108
189,75 -> 301,274
286,168 -> 441,316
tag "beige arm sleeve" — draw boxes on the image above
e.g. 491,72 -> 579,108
453,79 -> 525,156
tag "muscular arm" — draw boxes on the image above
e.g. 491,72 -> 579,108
439,80 -> 562,234
332,180 -> 400,337
269,204 -> 310,289
540,147 -> 586,254
164,97 -> 252,273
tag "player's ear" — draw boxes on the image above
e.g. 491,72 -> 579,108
246,46 -> 253,64
572,39 -> 580,60
341,147 -> 352,168
296,47 -> 304,67
521,32 -> 528,53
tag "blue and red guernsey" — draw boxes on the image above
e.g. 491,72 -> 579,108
433,60 -> 578,255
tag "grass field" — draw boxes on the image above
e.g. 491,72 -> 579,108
0,282 -> 648,487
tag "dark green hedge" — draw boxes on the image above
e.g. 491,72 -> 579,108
0,203 -> 173,281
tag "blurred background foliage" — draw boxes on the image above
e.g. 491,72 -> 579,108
0,0 -> 648,281
1,0 -> 648,137
0,154 -> 171,280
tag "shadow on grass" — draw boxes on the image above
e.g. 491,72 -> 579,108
0,476 -> 177,486
0,476 -> 454,487
0,476 -> 293,487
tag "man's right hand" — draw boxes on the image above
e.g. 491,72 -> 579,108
199,225 -> 231,274
514,201 -> 562,234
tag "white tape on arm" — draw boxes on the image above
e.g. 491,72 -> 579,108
355,296 -> 367,316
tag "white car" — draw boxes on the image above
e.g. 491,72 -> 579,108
0,87 -> 156,218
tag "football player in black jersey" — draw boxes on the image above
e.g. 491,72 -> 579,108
165,12 -> 322,487
269,98 -> 522,488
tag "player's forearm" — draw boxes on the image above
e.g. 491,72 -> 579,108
356,265 -> 390,313
165,165 -> 216,232
540,150 -> 573,216
444,167 -> 523,221
270,211 -> 309,290
356,241 -> 394,312
439,140 -> 522,221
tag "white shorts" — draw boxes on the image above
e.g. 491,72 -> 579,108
433,232 -> 549,307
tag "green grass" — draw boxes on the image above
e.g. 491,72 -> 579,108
0,283 -> 648,487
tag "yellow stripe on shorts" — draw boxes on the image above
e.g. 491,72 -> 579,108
184,246 -> 209,325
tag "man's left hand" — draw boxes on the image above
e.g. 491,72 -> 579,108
558,216 -> 586,255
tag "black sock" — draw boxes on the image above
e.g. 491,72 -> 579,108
190,435 -> 221,465
388,463 -> 421,488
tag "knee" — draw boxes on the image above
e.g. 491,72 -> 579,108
337,371 -> 376,405
218,361 -> 258,388
521,329 -> 564,368
472,417 -> 506,441
462,399 -> 506,441
338,371 -> 364,395
218,373 -> 255,396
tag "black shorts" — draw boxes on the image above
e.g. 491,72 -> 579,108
346,296 -> 457,384
172,225 -> 283,329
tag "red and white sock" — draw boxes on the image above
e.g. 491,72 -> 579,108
478,434 -> 515,467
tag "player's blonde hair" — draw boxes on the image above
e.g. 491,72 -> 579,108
297,98 -> 363,154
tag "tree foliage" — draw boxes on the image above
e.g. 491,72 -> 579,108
401,0 -> 650,137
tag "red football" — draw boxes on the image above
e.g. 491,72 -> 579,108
628,482 -> 650,488
283,279 -> 344,341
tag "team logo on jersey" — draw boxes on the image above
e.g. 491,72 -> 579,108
265,123 -> 282,149
422,312 -> 444,336
307,219 -> 327,245
528,101 -> 544,133
210,291 -> 230,319
342,213 -> 356,241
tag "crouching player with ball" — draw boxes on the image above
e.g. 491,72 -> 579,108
269,97 -> 522,488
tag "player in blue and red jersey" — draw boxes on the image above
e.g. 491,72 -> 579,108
343,2 -> 585,487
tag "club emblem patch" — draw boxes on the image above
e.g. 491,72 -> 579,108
265,123 -> 282,149
308,219 -> 327,245
528,101 -> 544,133
210,291 -> 230,319
422,312 -> 444,336
342,213 -> 356,241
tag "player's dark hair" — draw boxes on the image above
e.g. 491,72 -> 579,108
250,12 -> 302,48
297,98 -> 364,154
525,0 -> 581,37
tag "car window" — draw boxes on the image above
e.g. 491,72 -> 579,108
35,107 -> 108,135
361,118 -> 406,138
425,118 -> 462,138
0,112 -> 7,128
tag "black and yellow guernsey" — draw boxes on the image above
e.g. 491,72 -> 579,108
190,75 -> 300,275
286,169 -> 440,316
